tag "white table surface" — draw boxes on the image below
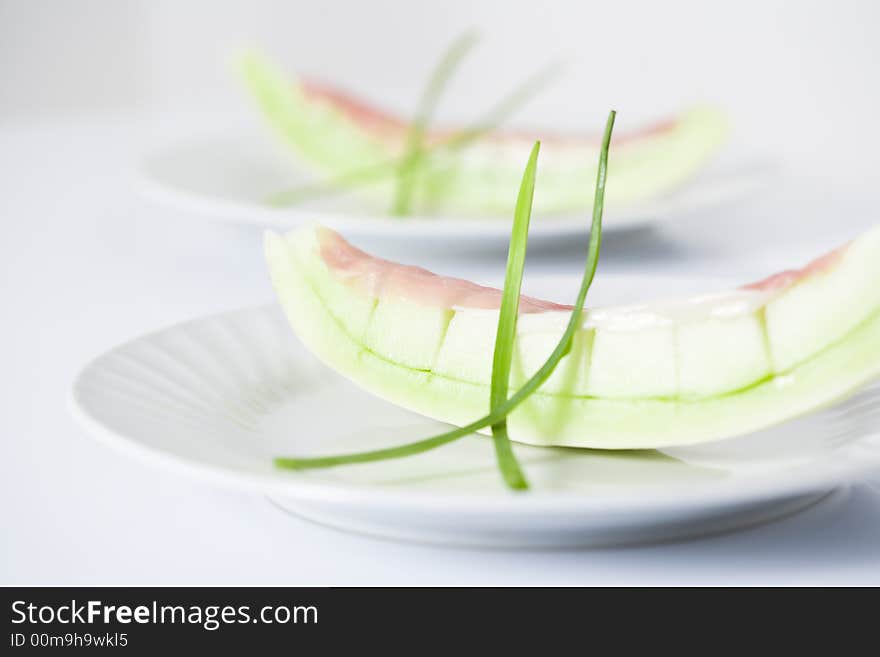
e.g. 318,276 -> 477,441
2,115 -> 880,586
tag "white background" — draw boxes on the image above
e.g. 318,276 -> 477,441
4,0 -> 880,191
2,0 -> 880,584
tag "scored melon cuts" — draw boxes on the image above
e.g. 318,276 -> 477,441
239,52 -> 729,216
266,224 -> 880,449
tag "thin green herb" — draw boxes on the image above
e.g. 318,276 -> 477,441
442,62 -> 560,150
274,110 -> 616,472
266,62 -> 559,208
391,31 -> 479,216
489,141 -> 540,490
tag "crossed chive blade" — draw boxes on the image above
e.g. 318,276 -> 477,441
391,31 -> 479,216
267,64 -> 556,208
267,53 -> 558,208
274,110 -> 617,490
489,141 -> 541,490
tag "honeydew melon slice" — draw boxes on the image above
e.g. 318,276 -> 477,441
266,224 -> 880,449
239,52 -> 729,216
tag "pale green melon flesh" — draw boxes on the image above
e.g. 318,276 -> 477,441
266,225 -> 880,449
239,52 -> 729,216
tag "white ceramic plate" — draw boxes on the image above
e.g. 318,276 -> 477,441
70,275 -> 880,547
136,133 -> 773,244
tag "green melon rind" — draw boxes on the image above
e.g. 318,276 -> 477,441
420,106 -> 730,216
240,51 -> 729,217
266,227 -> 880,450
237,51 -> 392,175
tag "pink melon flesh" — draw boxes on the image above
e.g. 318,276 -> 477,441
300,79 -> 678,148
743,245 -> 846,292
317,227 -> 570,313
317,226 -> 847,313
